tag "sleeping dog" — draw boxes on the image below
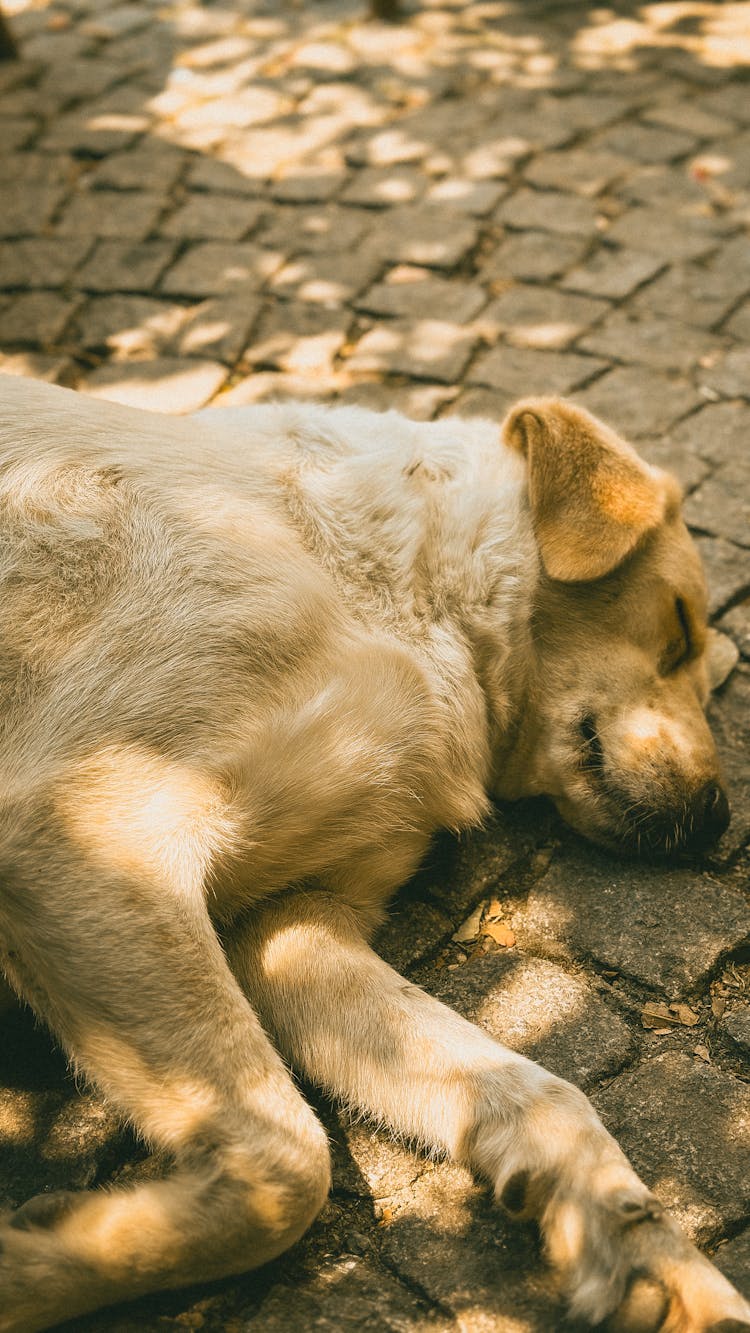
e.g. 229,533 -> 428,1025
0,376 -> 746,1332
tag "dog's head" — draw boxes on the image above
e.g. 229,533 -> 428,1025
494,398 -> 730,856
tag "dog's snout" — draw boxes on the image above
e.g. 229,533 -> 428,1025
688,779 -> 731,848
621,780 -> 730,856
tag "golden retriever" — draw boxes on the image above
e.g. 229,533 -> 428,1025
0,375 -> 746,1332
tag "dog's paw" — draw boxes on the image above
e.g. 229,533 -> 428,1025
0,1200 -> 82,1333
544,1185 -> 750,1332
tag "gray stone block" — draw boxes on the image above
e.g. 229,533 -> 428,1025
724,1005 -> 750,1057
707,668 -> 750,854
419,950 -> 635,1090
510,845 -> 750,996
594,1052 -> 750,1241
695,535 -> 750,617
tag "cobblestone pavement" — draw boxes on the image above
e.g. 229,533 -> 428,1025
1,0 -> 750,1328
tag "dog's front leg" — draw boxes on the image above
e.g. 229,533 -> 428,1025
229,892 -> 750,1332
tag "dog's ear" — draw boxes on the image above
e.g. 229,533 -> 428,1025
503,398 -> 675,582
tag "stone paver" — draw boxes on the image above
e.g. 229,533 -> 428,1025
348,318 -> 479,383
719,601 -> 750,661
604,205 -> 723,262
357,269 -> 487,324
78,357 -> 228,412
496,187 -> 601,237
245,301 -> 350,374
469,345 -> 606,398
561,247 -> 665,301
480,286 -> 609,350
579,312 -> 723,375
716,1226 -> 750,1304
159,240 -> 283,296
55,188 -> 165,240
573,366 -> 701,437
724,1005 -> 750,1058
1,0 -> 749,1329
694,534 -> 750,617
418,951 -> 635,1090
707,669 -> 750,854
594,1052 -> 750,1242
77,239 -> 177,293
480,232 -> 588,285
509,843 -> 750,996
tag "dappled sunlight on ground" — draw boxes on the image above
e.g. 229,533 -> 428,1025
1,0 -> 750,414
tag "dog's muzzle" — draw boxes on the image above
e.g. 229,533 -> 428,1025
626,779 -> 730,856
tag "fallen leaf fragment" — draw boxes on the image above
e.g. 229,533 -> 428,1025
669,1002 -> 700,1027
642,1001 -> 701,1029
693,1044 -> 711,1063
487,897 -> 504,920
482,921 -> 516,947
641,1002 -> 678,1029
452,901 -> 486,944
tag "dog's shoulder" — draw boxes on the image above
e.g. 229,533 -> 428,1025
0,383 -> 340,717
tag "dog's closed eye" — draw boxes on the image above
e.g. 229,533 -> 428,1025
578,714 -> 604,774
659,597 -> 692,675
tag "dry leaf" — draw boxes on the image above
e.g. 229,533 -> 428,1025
482,921 -> 516,948
641,1002 -> 677,1029
452,902 -> 486,944
693,1045 -> 711,1063
487,898 -> 504,920
669,1003 -> 700,1027
642,1001 -> 701,1029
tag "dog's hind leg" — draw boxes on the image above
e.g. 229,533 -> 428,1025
0,846 -> 330,1333
228,891 -> 750,1333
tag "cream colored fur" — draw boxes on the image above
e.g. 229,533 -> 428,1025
0,375 -> 746,1333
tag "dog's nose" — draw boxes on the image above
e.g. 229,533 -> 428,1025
687,780 -> 730,848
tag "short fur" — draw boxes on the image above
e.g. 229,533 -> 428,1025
0,376 -> 746,1333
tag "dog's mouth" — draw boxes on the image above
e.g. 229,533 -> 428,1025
573,715 -> 730,858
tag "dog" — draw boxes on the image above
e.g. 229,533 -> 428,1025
0,375 -> 747,1333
